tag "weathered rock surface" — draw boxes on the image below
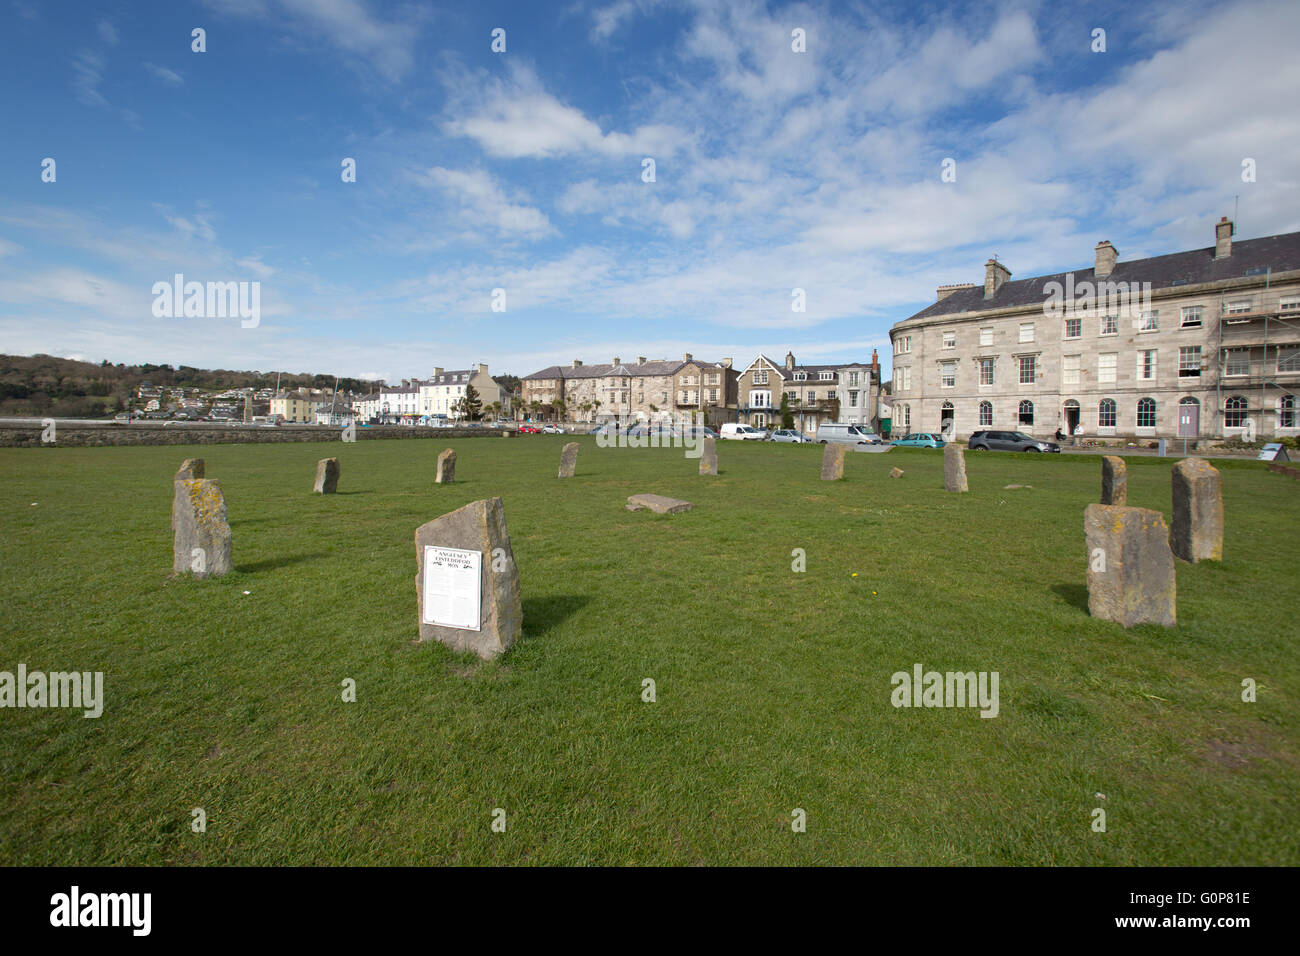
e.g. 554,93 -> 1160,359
314,457 -> 340,494
1084,503 -> 1176,628
1101,456 -> 1127,505
1171,457 -> 1223,562
175,458 -> 204,480
415,497 -> 522,660
890,467 -> 904,478
944,443 -> 968,493
626,494 -> 694,514
558,442 -> 579,478
436,449 -> 456,484
699,437 -> 718,476
172,479 -> 233,578
821,443 -> 845,480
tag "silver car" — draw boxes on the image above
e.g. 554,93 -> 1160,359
768,429 -> 812,443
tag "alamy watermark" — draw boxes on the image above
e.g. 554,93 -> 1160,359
1,664 -> 103,718
890,664 -> 999,718
152,273 -> 260,328
1042,274 -> 1152,320
595,411 -> 707,458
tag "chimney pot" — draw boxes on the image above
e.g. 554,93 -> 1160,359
1094,240 -> 1118,278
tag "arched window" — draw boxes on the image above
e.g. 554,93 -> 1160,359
1018,400 -> 1034,426
1099,398 -> 1116,428
1280,395 -> 1296,429
979,401 -> 993,427
1225,395 -> 1248,428
1137,397 -> 1157,428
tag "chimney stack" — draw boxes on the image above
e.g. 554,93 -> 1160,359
785,351 -> 796,371
637,356 -> 647,365
683,352 -> 692,362
936,283 -> 977,301
612,357 -> 621,366
984,259 -> 1011,299
1215,217 -> 1234,259
572,359 -> 582,368
721,357 -> 732,368
477,363 -> 488,375
871,349 -> 879,374
1094,241 -> 1118,278
434,367 -> 444,377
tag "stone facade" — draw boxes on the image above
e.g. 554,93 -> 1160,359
890,219 -> 1300,442
522,354 -> 737,424
736,351 -> 882,435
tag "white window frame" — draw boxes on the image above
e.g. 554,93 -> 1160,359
1098,353 -> 1117,384
1019,322 -> 1035,344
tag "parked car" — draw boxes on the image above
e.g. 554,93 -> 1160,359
817,423 -> 882,445
891,432 -> 946,448
517,424 -> 541,434
674,426 -> 719,440
542,424 -> 566,434
968,430 -> 1061,453
768,429 -> 812,443
720,423 -> 765,440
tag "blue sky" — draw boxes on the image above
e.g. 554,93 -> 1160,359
1,0 -> 1298,383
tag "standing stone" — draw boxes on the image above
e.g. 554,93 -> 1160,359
415,497 -> 522,660
558,442 -> 579,478
1084,504 -> 1176,627
821,443 -> 846,480
1101,456 -> 1127,505
175,458 -> 204,481
314,458 -> 340,494
944,443 -> 968,492
172,479 -> 233,578
699,437 -> 718,476
1171,457 -> 1223,562
436,449 -> 456,484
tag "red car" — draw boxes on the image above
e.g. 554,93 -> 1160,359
517,424 -> 541,434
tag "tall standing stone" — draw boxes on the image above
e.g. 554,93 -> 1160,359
172,479 -> 233,578
558,442 -> 579,478
314,458 -> 340,494
1101,456 -> 1127,505
415,497 -> 522,660
1084,504 -> 1176,628
944,443 -> 968,492
436,449 -> 456,484
1171,457 -> 1223,562
175,458 -> 204,481
699,437 -> 718,476
821,443 -> 845,480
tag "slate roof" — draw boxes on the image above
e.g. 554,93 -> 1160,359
903,231 -> 1300,323
428,369 -> 474,385
523,359 -> 721,380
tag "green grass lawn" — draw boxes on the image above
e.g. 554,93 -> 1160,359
1,437 -> 1296,865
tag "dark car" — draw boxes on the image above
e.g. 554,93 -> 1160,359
968,430 -> 1061,453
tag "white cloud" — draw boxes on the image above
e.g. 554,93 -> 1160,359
70,51 -> 108,107
142,62 -> 185,86
96,20 -> 118,45
419,167 -> 554,240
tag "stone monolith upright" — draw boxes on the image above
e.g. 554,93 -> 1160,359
944,443 -> 968,492
558,442 -> 579,478
1101,456 -> 1127,505
314,458 -> 339,494
699,437 -> 718,476
415,497 -> 522,660
1084,504 -> 1176,628
1171,457 -> 1223,562
172,479 -> 233,578
821,443 -> 845,480
436,449 -> 456,484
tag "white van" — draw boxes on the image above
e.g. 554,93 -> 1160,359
817,423 -> 881,445
720,423 -> 765,440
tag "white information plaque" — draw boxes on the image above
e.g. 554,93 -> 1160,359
421,546 -> 482,631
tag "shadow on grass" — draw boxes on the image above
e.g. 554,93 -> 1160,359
1051,582 -> 1089,612
521,594 -> 591,640
237,552 -> 330,573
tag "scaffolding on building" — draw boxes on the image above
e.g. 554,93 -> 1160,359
1213,272 -> 1300,437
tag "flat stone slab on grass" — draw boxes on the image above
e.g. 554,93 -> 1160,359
1003,484 -> 1032,489
1084,503 -> 1176,628
821,443 -> 846,480
415,496 -> 521,660
1171,457 -> 1223,562
626,493 -> 694,514
314,458 -> 340,494
889,467 -> 904,478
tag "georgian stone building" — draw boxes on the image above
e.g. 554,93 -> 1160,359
736,351 -> 882,435
521,354 -> 738,423
418,364 -> 503,419
889,219 -> 1300,441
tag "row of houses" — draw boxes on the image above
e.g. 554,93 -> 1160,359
521,351 -> 886,435
352,364 -> 507,424
890,218 -> 1300,441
